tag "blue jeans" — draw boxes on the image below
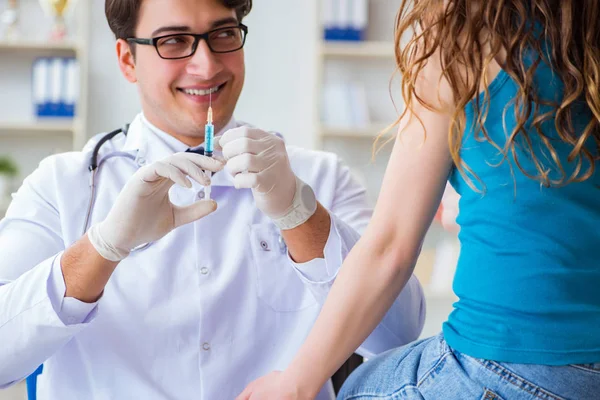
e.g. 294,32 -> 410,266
338,334 -> 600,399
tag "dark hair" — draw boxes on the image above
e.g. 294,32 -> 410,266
105,0 -> 252,40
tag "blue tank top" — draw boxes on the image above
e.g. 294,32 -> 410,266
443,50 -> 600,365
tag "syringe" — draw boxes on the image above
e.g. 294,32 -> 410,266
204,93 -> 214,200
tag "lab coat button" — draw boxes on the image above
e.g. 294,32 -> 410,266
197,191 -> 205,200
260,240 -> 270,251
202,342 -> 211,351
200,267 -> 209,275
137,157 -> 146,166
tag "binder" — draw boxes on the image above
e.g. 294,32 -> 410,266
349,0 -> 368,41
32,56 -> 78,118
322,81 -> 370,128
322,0 -> 337,40
323,0 -> 368,42
32,57 -> 50,117
48,57 -> 63,117
338,0 -> 351,40
64,58 -> 79,118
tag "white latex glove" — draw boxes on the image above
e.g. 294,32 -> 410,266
219,127 -> 297,218
87,152 -> 224,261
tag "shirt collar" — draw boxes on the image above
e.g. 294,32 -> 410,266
122,112 -> 239,187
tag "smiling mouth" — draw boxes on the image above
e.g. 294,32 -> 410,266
179,83 -> 225,96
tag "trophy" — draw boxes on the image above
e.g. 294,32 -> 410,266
0,0 -> 20,41
39,0 -> 76,41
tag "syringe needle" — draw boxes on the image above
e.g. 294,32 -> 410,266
204,90 -> 215,201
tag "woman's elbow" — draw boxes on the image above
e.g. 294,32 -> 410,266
365,220 -> 423,266
370,234 -> 423,278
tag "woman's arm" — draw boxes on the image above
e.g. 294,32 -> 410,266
238,50 -> 455,399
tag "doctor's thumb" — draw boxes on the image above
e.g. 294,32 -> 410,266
173,199 -> 218,227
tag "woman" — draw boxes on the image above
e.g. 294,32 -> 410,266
238,1 -> 600,398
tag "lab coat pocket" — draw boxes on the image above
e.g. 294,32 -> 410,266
250,223 -> 317,312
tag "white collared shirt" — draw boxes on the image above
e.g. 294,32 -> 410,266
0,113 -> 425,400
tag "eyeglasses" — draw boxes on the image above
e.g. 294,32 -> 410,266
127,24 -> 248,60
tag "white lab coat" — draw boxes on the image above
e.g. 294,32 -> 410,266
0,113 -> 425,400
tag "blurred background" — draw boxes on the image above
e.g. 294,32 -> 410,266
0,0 -> 459,398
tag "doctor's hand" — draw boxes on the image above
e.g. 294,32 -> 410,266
219,127 -> 297,219
236,371 -> 312,400
87,152 -> 224,262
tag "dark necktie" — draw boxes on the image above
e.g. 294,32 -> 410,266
185,146 -> 217,177
185,147 -> 205,155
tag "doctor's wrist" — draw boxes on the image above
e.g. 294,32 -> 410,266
61,234 -> 120,303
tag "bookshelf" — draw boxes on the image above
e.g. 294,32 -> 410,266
321,123 -> 391,138
0,120 -> 76,135
320,40 -> 395,58
0,1 -> 90,206
315,1 -> 458,326
0,39 -> 81,53
315,1 -> 401,192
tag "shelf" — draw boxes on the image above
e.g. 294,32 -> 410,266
0,121 -> 76,136
320,41 -> 395,58
321,124 -> 393,138
0,40 -> 81,54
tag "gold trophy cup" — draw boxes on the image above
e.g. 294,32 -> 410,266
39,0 -> 75,41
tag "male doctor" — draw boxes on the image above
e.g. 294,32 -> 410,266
0,0 -> 425,398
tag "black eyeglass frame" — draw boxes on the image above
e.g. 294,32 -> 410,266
126,23 -> 248,60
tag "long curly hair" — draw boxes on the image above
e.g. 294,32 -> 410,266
388,0 -> 600,188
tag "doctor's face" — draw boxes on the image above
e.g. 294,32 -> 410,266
117,0 -> 245,146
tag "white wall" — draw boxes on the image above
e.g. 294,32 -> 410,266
87,0 -> 142,137
87,0 -> 319,150
235,0 -> 319,149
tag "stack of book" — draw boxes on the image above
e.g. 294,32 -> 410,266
321,0 -> 369,42
322,81 -> 370,129
31,57 -> 79,118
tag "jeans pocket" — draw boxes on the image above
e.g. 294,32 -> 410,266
472,359 -> 566,400
569,363 -> 600,373
480,389 -> 504,400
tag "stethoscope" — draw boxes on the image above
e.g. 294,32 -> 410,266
82,124 -> 131,237
82,124 -> 288,255
83,123 -> 160,252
